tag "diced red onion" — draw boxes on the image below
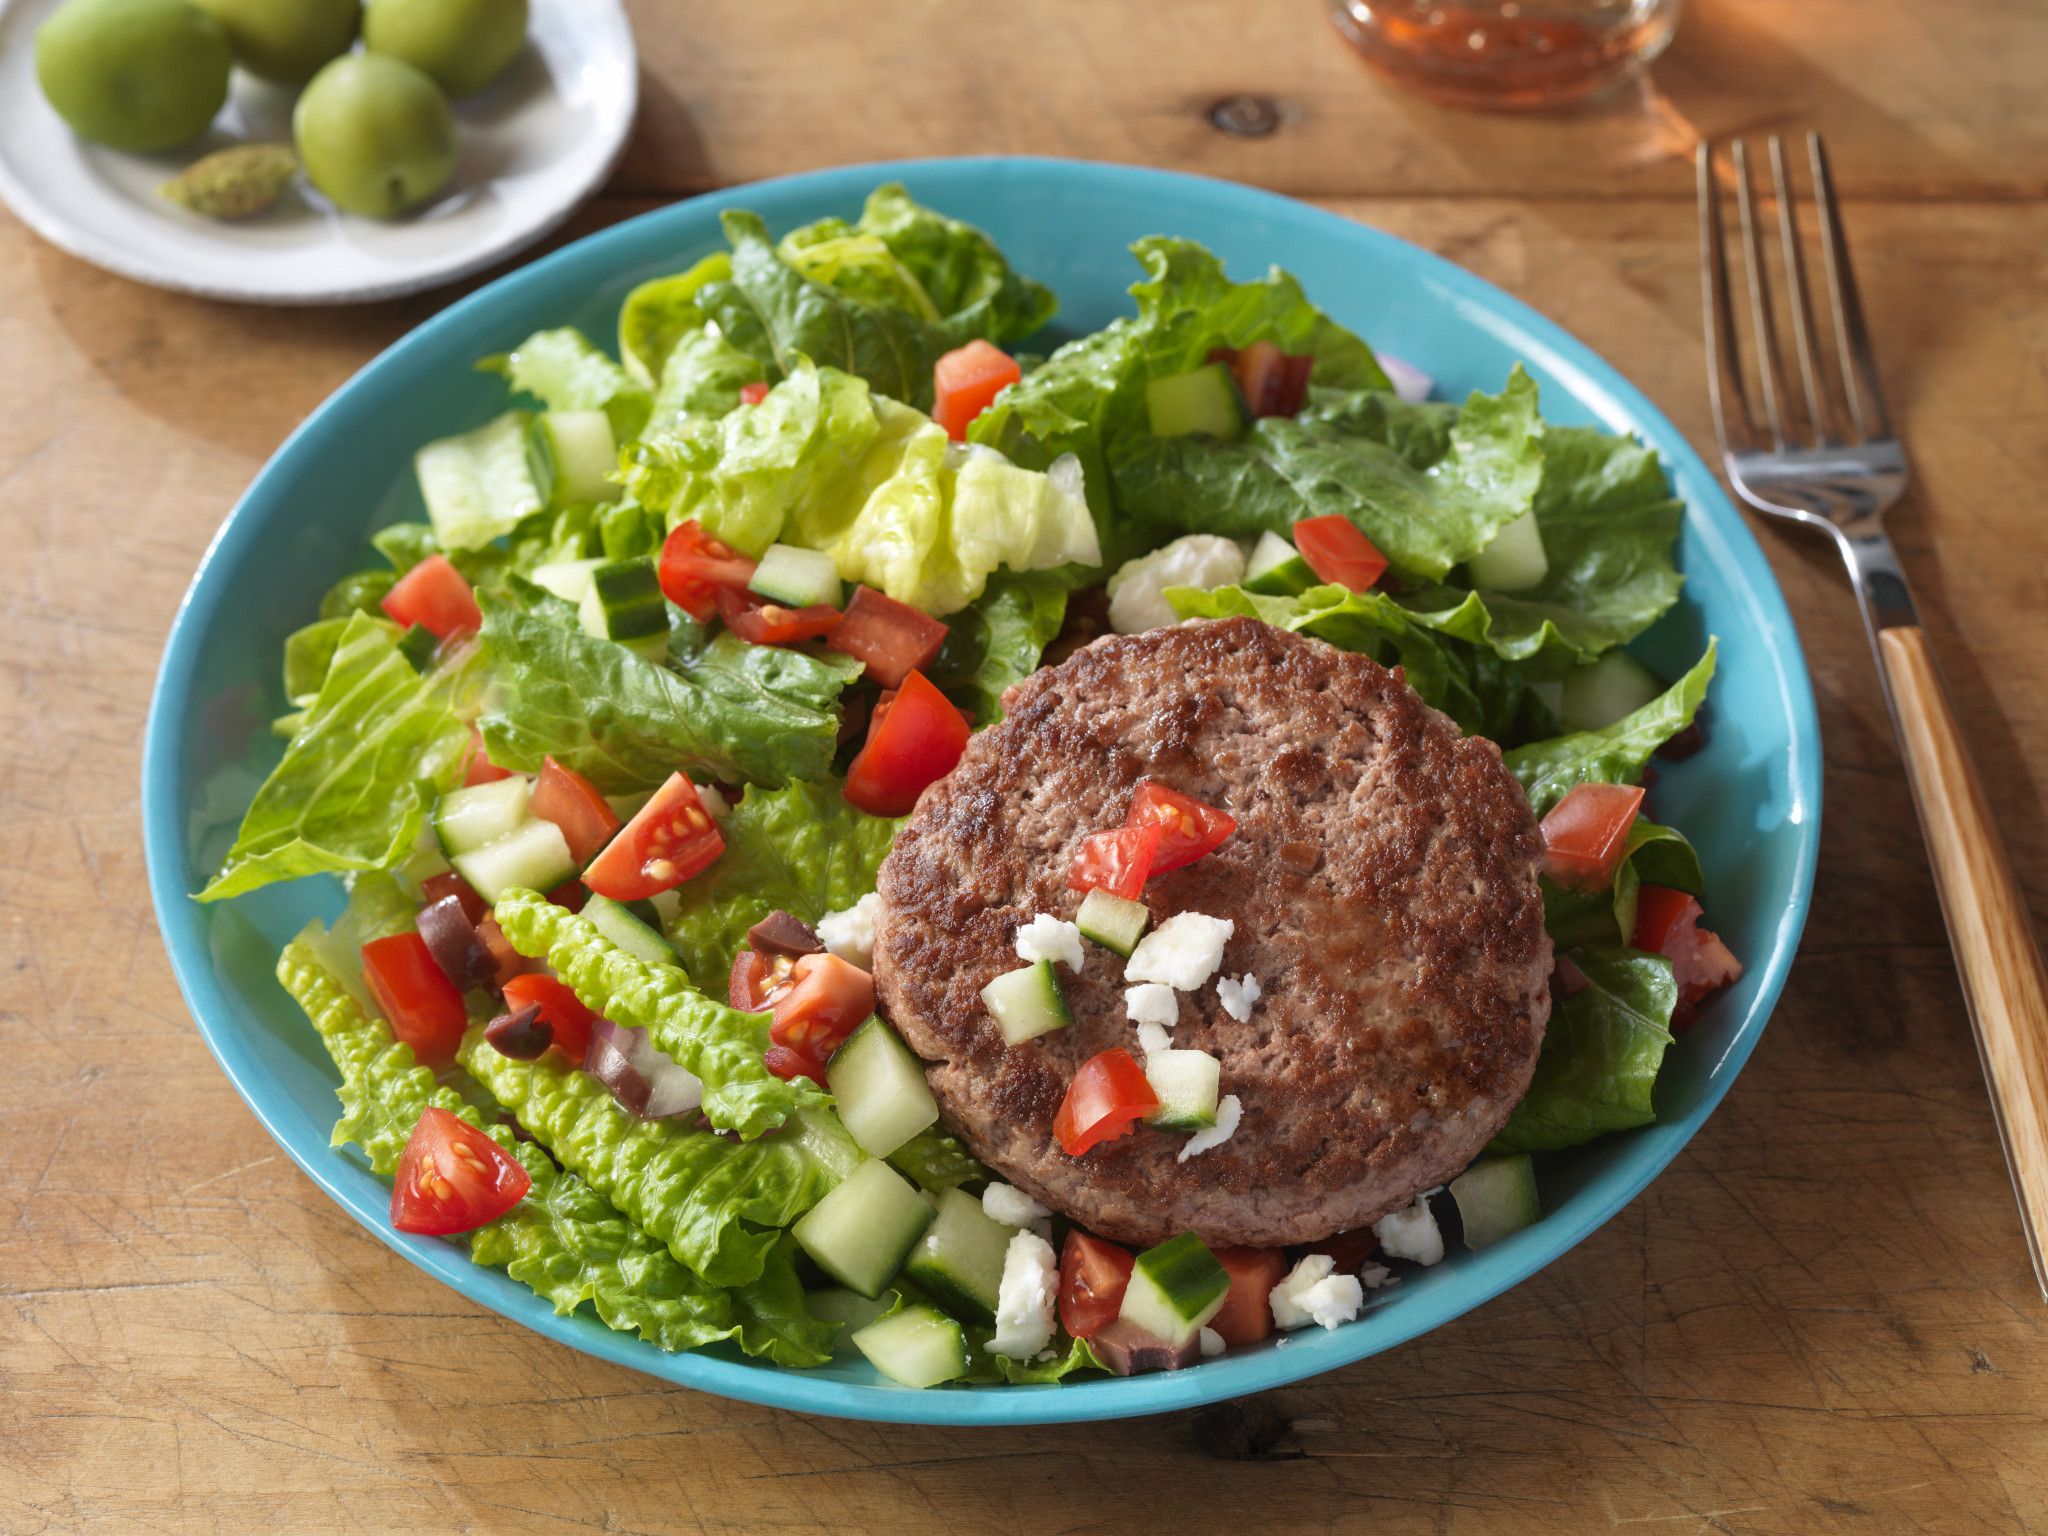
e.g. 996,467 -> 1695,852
585,1017 -> 702,1120
1378,353 -> 1434,405
585,1019 -> 651,1117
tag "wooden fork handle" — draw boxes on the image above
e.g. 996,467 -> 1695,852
1879,625 -> 2048,1289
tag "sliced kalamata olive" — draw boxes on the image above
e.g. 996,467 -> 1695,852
585,1018 -> 652,1117
485,1002 -> 552,1060
748,909 -> 823,958
475,914 -> 530,988
418,894 -> 493,990
1551,953 -> 1590,1001
1087,1317 -> 1203,1376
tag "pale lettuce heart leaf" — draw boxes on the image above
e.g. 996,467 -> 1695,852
414,410 -> 543,552
661,780 -> 903,992
481,326 -> 652,442
618,251 -> 734,387
199,615 -> 475,902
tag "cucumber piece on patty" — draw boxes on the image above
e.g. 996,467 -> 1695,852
1076,888 -> 1150,958
980,960 -> 1072,1045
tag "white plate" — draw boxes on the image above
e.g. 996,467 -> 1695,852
0,0 -> 636,304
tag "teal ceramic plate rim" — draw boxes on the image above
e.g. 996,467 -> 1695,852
143,156 -> 1820,1426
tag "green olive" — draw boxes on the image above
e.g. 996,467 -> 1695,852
361,0 -> 527,98
292,52 -> 456,218
192,0 -> 360,83
35,0 -> 232,153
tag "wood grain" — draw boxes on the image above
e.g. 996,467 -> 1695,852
1880,626 -> 2048,1292
5,1 -> 2048,1530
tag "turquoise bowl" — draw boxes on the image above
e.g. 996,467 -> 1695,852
143,157 -> 1820,1425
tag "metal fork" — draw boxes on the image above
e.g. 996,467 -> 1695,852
1700,133 -> 2048,1300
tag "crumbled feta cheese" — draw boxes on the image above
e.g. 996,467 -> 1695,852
1015,913 -> 1084,970
1136,1020 -> 1173,1057
1270,1255 -> 1364,1331
1106,535 -> 1246,634
985,1230 -> 1058,1359
692,782 -> 731,818
816,892 -> 880,969
1126,912 -> 1235,992
1199,1327 -> 1226,1358
1360,1263 -> 1396,1291
1216,973 -> 1261,1022
1175,1093 -> 1241,1162
1125,981 -> 1179,1028
1373,1196 -> 1445,1267
981,1182 -> 1051,1231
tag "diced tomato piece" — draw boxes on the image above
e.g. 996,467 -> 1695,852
1292,515 -> 1389,594
714,584 -> 843,646
729,947 -> 799,1013
763,1044 -> 828,1087
932,340 -> 1022,441
1208,1246 -> 1290,1347
460,726 -> 512,786
739,381 -> 771,406
361,932 -> 469,1068
1066,821 -> 1164,901
1058,1230 -> 1136,1339
1054,1049 -> 1160,1157
583,773 -> 724,901
390,1105 -> 532,1235
381,554 -> 481,641
545,878 -> 587,914
500,972 -> 596,1063
1540,782 -> 1647,890
844,669 -> 972,816
824,585 -> 950,689
1125,781 -> 1235,874
1632,885 -> 1744,1030
1217,341 -> 1313,419
528,757 -> 621,864
769,953 -> 874,1063
420,870 -> 487,926
658,520 -> 758,622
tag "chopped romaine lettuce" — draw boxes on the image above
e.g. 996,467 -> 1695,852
481,326 -> 651,443
619,252 -> 733,387
1507,642 -> 1716,815
927,571 -> 1069,724
414,410 -> 543,552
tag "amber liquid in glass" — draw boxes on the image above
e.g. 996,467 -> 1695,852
1331,0 -> 1681,110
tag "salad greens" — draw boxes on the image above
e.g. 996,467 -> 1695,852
205,183 -> 1732,1387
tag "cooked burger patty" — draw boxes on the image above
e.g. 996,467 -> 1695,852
871,616 -> 1552,1250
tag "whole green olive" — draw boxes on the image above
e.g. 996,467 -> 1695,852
361,0 -> 528,99
192,0 -> 361,84
35,0 -> 232,153
292,52 -> 457,218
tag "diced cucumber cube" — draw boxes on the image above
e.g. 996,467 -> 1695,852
581,894 -> 678,966
577,557 -> 666,642
1243,530 -> 1316,596
1450,1154 -> 1542,1250
827,1017 -> 939,1159
1117,1231 -> 1231,1348
792,1159 -> 935,1299
530,557 -> 607,604
1143,1049 -> 1221,1131
852,1303 -> 969,1389
901,1187 -> 1013,1325
528,409 -> 621,507
450,818 -> 577,904
806,1287 -> 896,1350
1466,505 -> 1549,592
1559,650 -> 1664,731
433,777 -> 532,856
1146,363 -> 1244,441
749,543 -> 843,610
980,960 -> 1072,1045
1075,889 -> 1150,958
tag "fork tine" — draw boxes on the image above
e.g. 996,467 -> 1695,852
1768,135 -> 1834,445
1732,139 -> 1792,449
1808,132 -> 1894,442
1696,142 -> 1757,457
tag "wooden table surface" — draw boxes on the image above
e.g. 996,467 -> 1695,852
6,2 -> 2048,1531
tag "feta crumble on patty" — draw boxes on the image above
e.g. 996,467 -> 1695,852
1125,981 -> 1178,1027
1125,911 -> 1234,992
985,1230 -> 1058,1359
816,892 -> 881,968
1216,972 -> 1261,1022
1269,1253 -> 1364,1331
1373,1195 -> 1445,1266
1015,913 -> 1084,970
1136,1020 -> 1173,1056
1175,1093 -> 1241,1162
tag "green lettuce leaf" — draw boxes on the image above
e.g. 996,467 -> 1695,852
279,934 -> 831,1363
199,615 -> 475,901
282,614 -> 396,703
651,326 -> 768,432
1542,818 -> 1706,949
414,410 -> 543,552
619,252 -> 734,387
928,571 -> 1069,724
482,326 -> 651,442
1490,946 -> 1677,1153
990,1335 -> 1106,1385
475,581 -> 854,791
661,780 -> 902,993
461,1038 -> 839,1288
1506,642 -> 1717,815
492,887 -> 822,1138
